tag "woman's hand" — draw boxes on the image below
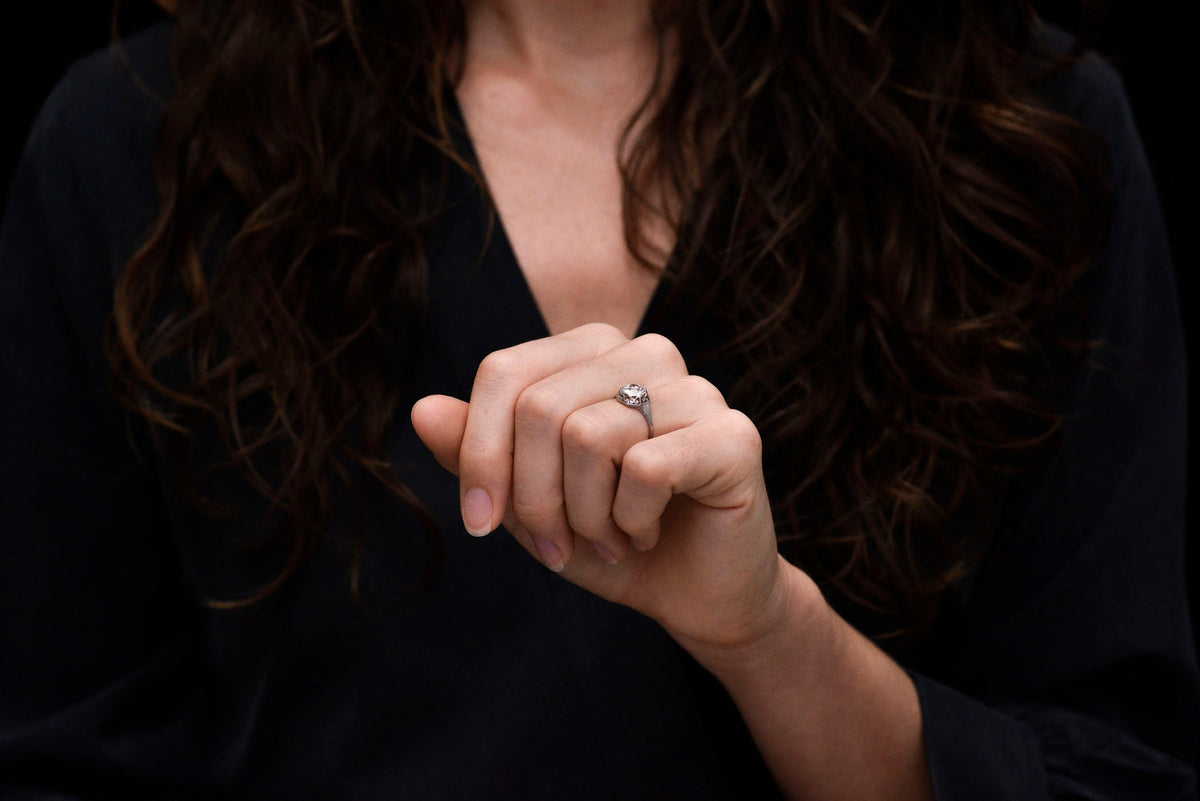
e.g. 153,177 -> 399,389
413,323 -> 931,800
411,323 -> 816,652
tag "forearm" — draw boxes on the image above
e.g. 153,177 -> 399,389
675,557 -> 933,801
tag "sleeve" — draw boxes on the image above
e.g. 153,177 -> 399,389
0,46 -> 207,798
910,59 -> 1199,800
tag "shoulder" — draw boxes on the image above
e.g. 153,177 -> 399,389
11,21 -> 175,281
1,22 -> 176,383
1030,27 -> 1178,415
1027,23 -> 1167,288
1031,24 -> 1142,180
32,20 -> 175,148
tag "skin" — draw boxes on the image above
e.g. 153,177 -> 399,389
412,2 -> 936,798
453,0 -> 670,340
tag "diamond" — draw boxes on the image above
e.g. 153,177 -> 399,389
617,384 -> 649,407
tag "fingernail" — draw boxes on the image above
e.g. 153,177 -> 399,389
592,542 -> 619,565
533,537 -> 565,572
462,488 -> 493,537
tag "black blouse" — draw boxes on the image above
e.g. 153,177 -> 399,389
1,22 -> 1195,801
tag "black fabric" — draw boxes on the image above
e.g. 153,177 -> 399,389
0,22 -> 1195,800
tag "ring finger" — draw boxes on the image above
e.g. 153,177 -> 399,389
561,374 -> 730,562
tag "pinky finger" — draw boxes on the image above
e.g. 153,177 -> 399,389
611,411 -> 763,551
611,443 -> 670,550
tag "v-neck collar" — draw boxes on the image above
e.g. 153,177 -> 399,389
441,87 -> 672,344
422,87 -> 737,404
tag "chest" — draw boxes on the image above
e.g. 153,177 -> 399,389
454,80 -> 667,339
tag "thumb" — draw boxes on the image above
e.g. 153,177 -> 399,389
411,395 -> 469,475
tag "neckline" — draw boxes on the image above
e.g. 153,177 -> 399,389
443,87 -> 671,342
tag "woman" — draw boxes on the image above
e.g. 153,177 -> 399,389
0,0 -> 1194,798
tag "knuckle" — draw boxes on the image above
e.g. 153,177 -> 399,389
635,333 -> 686,372
459,438 -> 506,466
562,409 -> 612,455
723,409 -> 763,456
475,348 -> 526,388
514,383 -> 561,426
580,322 -> 627,345
679,374 -> 726,407
510,493 -> 561,530
610,506 -> 633,535
568,511 -> 612,543
622,445 -> 673,488
612,506 -> 655,545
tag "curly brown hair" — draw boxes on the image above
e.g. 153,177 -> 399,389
106,0 -> 1107,636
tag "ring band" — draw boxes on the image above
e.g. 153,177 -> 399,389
616,383 -> 654,438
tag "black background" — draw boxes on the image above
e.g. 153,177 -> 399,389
2,0 -> 1198,704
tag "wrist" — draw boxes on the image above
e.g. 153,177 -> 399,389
673,562 -> 931,801
673,557 -> 835,683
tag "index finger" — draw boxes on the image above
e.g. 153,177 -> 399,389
458,323 -> 628,536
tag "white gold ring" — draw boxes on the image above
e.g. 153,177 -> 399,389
616,383 -> 654,438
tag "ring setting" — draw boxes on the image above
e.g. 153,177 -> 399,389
616,383 -> 654,438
